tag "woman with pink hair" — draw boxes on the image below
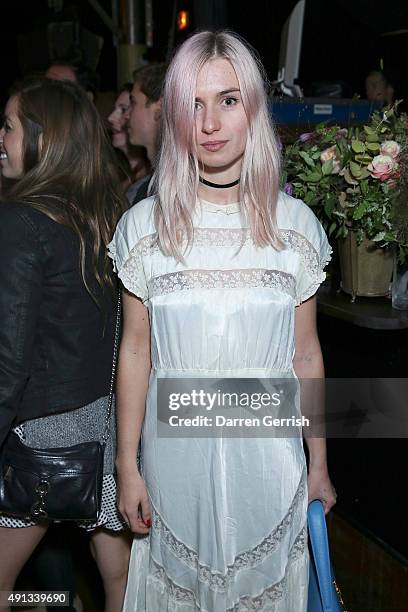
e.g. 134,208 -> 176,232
109,30 -> 336,610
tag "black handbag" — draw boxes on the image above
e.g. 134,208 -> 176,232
0,294 -> 121,522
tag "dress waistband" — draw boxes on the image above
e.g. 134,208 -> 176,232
152,367 -> 294,378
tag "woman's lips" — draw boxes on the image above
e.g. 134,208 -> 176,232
201,141 -> 227,152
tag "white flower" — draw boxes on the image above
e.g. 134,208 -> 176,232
380,140 -> 400,159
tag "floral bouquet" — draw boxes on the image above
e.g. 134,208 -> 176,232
283,104 -> 408,262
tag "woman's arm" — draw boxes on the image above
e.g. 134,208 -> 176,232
0,207 -> 43,449
115,289 -> 152,534
293,296 -> 336,514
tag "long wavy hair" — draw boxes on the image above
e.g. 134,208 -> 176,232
152,30 -> 282,259
2,77 -> 126,299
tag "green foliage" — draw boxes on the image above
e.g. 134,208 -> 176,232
283,102 -> 408,258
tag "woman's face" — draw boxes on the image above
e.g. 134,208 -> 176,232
194,58 -> 248,180
108,90 -> 130,150
0,96 -> 25,179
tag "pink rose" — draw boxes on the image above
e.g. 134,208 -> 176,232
380,140 -> 400,159
368,154 -> 396,181
320,145 -> 341,174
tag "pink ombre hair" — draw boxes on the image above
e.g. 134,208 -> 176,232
152,30 -> 283,259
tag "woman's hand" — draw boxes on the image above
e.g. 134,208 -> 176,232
117,469 -> 152,534
307,465 -> 337,514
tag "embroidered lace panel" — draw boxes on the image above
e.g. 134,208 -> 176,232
150,556 -> 201,609
111,227 -> 330,301
280,229 -> 331,280
118,247 -> 148,300
151,468 -> 306,592
115,227 -> 326,267
149,525 -> 307,611
149,269 -> 296,299
227,526 -> 308,612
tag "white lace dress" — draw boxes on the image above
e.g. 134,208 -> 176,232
108,192 -> 331,611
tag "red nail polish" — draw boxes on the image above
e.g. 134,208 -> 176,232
145,518 -> 152,528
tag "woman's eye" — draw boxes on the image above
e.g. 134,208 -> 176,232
194,101 -> 202,111
222,97 -> 238,107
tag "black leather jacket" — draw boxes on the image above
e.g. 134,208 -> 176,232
0,202 -> 116,449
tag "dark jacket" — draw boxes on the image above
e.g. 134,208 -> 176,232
131,175 -> 151,207
0,202 -> 116,449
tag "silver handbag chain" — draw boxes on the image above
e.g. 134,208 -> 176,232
101,292 -> 121,445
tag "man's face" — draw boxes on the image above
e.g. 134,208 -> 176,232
127,82 -> 161,150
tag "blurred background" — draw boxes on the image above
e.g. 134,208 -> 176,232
2,2 -> 408,610
1,0 -> 408,107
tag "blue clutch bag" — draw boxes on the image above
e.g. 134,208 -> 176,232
307,500 -> 346,612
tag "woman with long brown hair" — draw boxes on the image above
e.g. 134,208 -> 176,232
0,78 -> 129,611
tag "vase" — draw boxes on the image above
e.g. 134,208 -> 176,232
337,232 -> 394,300
392,258 -> 408,310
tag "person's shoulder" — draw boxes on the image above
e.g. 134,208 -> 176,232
113,195 -> 156,261
0,202 -> 50,264
276,191 -> 327,246
277,191 -> 318,230
0,201 -> 43,235
108,196 -> 156,276
0,200 -> 64,230
118,195 -> 155,234
276,191 -> 332,282
131,194 -> 156,218
0,201 -> 33,221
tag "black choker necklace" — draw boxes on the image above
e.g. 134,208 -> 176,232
199,176 -> 240,189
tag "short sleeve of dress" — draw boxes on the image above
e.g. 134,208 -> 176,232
289,201 -> 332,306
107,205 -> 150,303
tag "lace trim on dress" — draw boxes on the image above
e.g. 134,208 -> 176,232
227,526 -> 308,612
149,269 -> 296,299
109,227 -> 330,302
280,229 -> 328,280
149,525 -> 307,611
151,469 -> 306,592
118,229 -> 252,259
111,227 -> 326,260
115,243 -> 149,301
192,228 -> 251,247
280,229 -> 332,304
150,556 -> 201,609
107,233 -> 156,286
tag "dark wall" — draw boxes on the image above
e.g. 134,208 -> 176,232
1,0 -> 407,109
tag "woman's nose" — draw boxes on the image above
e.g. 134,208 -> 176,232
202,107 -> 220,134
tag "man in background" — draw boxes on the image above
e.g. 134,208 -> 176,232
125,63 -> 167,204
